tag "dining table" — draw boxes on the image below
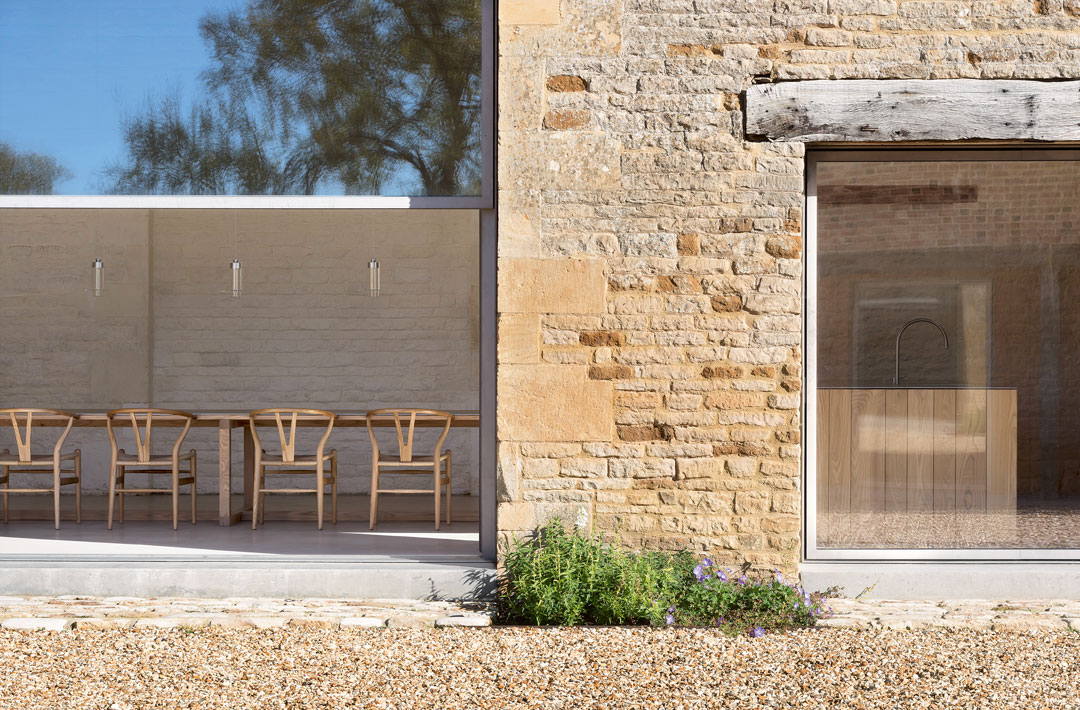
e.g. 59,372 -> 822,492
17,411 -> 481,525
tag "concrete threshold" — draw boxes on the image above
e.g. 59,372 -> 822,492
0,558 -> 497,600
800,561 -> 1080,600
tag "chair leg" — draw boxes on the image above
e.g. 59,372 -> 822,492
118,470 -> 125,525
2,465 -> 8,525
53,466 -> 61,530
369,460 -> 379,531
190,454 -> 197,525
434,463 -> 441,532
172,468 -> 179,531
316,463 -> 325,531
74,451 -> 82,525
107,455 -> 117,530
446,452 -> 452,526
251,462 -> 262,530
331,456 -> 338,525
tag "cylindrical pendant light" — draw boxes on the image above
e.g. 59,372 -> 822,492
91,258 -> 104,296
90,211 -> 104,296
369,258 -> 381,297
231,258 -> 243,298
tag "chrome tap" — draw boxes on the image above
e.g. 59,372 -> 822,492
894,318 -> 949,385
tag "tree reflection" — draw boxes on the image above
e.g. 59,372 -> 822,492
106,0 -> 481,196
0,142 -> 72,195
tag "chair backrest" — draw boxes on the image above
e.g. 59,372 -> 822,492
366,409 -> 452,463
106,408 -> 194,463
0,408 -> 77,463
249,408 -> 336,463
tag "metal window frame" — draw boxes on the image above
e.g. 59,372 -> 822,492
804,147 -> 1080,562
0,0 -> 499,562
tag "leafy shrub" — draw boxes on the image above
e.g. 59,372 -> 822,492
498,519 -> 832,634
498,518 -> 690,625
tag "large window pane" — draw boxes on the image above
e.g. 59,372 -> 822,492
0,207 -> 480,509
0,1 -> 481,197
815,156 -> 1080,550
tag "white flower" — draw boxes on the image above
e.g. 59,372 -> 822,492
574,507 -> 589,530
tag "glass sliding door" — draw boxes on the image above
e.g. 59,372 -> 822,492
808,150 -> 1080,556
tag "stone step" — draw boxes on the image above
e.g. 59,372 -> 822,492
0,559 -> 497,600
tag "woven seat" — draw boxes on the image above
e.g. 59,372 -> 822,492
107,409 -> 198,531
0,408 -> 82,529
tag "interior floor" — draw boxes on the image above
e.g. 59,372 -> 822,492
818,497 -> 1080,549
0,519 -> 479,559
0,493 -> 478,523
0,494 -> 479,560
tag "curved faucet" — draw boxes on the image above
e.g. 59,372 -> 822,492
894,318 -> 949,385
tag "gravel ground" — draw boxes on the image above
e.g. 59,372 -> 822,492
2,626 -> 1079,709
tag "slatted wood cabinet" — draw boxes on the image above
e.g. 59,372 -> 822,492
816,388 -> 1017,514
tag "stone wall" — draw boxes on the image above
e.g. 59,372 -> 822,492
0,209 -> 479,495
495,0 -> 1080,573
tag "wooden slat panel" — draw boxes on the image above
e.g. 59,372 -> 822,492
816,391 -> 830,516
850,389 -> 885,513
827,390 -> 851,514
956,389 -> 988,511
933,390 -> 957,512
987,390 -> 1018,512
745,79 -> 1080,142
884,389 -> 907,513
907,390 -> 935,512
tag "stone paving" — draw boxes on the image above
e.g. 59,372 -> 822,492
0,596 -> 494,630
2,596 -> 1080,633
823,598 -> 1080,632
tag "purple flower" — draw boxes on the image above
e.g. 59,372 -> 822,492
737,574 -> 748,586
693,564 -> 706,581
716,570 -> 727,582
666,613 -> 675,625
702,557 -> 712,567
716,616 -> 724,626
750,626 -> 765,638
775,570 -> 784,584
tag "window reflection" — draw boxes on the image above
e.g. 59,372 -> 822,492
0,1 -> 482,196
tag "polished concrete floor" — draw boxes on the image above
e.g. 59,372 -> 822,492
0,519 -> 480,560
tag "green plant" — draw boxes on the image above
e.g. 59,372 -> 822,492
497,519 -> 833,635
661,560 -> 831,635
498,518 -> 690,626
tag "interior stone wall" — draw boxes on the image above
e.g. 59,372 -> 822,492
0,208 -> 479,495
495,0 -> 1080,573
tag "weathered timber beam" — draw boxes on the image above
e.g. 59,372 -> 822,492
745,79 -> 1080,142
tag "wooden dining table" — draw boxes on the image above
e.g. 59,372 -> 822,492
19,412 -> 480,526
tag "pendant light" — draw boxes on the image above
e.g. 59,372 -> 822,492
368,258 -> 381,297
91,211 -> 104,296
230,211 -> 243,298
92,258 -> 104,296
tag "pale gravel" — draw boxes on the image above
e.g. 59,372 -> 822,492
2,627 -> 1080,709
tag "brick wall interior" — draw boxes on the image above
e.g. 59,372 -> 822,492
496,0 -> 1080,573
0,208 -> 479,495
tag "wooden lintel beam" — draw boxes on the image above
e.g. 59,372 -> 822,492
745,79 -> 1080,143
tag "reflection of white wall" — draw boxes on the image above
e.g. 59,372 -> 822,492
0,209 -> 480,495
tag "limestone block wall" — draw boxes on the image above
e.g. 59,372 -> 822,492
0,209 -> 479,495
495,0 -> 1080,573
